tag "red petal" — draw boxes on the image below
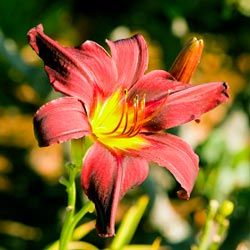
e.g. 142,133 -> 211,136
107,35 -> 148,89
27,24 -> 116,109
145,82 -> 229,130
34,97 -> 90,146
138,133 -> 199,199
70,40 -> 118,97
120,156 -> 149,199
128,70 -> 188,102
81,143 -> 148,237
81,143 -> 122,237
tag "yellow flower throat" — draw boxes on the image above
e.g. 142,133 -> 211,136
90,90 -> 149,152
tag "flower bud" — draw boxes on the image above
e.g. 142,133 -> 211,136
170,37 -> 204,83
218,200 -> 234,217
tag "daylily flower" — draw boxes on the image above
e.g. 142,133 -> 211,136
28,24 -> 229,237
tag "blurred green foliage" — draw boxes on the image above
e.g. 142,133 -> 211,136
0,0 -> 249,249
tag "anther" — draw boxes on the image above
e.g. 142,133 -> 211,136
129,95 -> 146,136
137,94 -> 168,126
125,94 -> 146,137
123,96 -> 139,136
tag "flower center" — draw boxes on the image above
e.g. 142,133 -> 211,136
90,90 -> 149,152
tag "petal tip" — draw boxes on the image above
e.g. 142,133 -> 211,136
36,23 -> 44,32
27,24 -> 44,53
222,82 -> 229,98
177,189 -> 190,200
97,231 -> 115,238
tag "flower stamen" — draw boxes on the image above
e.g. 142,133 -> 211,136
91,89 -> 155,144
123,95 -> 139,136
126,95 -> 146,137
101,90 -> 128,135
137,93 -> 169,126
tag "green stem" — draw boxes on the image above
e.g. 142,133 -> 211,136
209,219 -> 229,250
68,201 -> 94,237
48,139 -> 95,250
197,200 -> 219,250
59,167 -> 77,250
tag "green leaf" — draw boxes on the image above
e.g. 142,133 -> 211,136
110,195 -> 149,250
72,220 -> 96,240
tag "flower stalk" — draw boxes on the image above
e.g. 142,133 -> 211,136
58,139 -> 94,250
192,199 -> 234,250
196,200 -> 219,250
59,164 -> 77,250
59,164 -> 94,250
